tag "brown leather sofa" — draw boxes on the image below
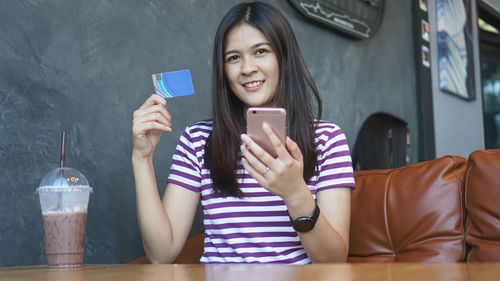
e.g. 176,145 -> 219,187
129,149 -> 500,264
350,149 -> 500,262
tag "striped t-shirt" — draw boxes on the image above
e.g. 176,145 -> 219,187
167,120 -> 355,264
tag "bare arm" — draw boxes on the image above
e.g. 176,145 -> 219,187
133,159 -> 199,263
132,94 -> 200,263
284,187 -> 351,262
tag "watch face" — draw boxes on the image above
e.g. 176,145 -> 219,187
293,218 -> 314,233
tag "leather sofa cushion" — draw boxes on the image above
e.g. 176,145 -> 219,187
465,149 -> 500,262
349,156 -> 467,262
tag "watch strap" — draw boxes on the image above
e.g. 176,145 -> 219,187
290,201 -> 320,233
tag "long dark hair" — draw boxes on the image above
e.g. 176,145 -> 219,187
205,1 -> 322,197
352,112 -> 409,170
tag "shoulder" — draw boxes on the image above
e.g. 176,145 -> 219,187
176,120 -> 213,151
314,120 -> 350,155
313,121 -> 355,189
185,119 -> 213,133
182,120 -> 213,138
314,120 -> 347,142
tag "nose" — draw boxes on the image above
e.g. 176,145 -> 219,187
241,57 -> 257,75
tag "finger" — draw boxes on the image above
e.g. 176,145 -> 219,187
133,121 -> 171,136
135,114 -> 171,130
262,122 -> 289,159
147,102 -> 171,123
133,104 -> 171,132
137,104 -> 171,124
138,94 -> 167,110
152,93 -> 167,105
134,112 -> 171,131
135,104 -> 171,126
241,133 -> 275,168
285,136 -> 303,162
241,157 -> 267,183
137,103 -> 170,120
133,118 -> 171,134
240,144 -> 268,175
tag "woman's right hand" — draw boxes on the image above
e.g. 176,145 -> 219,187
132,94 -> 172,159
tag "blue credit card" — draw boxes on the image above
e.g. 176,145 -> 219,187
152,69 -> 195,99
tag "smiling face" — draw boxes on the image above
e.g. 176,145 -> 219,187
224,23 -> 280,108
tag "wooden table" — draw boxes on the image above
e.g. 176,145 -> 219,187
1,263 -> 500,281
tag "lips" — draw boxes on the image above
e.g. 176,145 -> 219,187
242,80 -> 264,90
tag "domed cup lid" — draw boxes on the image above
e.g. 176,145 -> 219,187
37,167 -> 93,193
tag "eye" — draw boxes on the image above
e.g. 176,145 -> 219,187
256,48 -> 268,55
226,55 -> 239,63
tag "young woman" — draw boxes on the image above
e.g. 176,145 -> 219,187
132,1 -> 355,264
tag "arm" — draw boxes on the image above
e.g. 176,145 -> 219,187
133,163 -> 200,263
283,186 -> 351,262
132,94 -> 199,263
240,123 -> 352,262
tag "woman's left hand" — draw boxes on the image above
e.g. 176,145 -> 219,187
240,123 -> 309,201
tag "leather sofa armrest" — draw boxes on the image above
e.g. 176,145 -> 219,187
465,149 -> 500,262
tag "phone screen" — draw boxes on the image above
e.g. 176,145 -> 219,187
246,107 -> 286,158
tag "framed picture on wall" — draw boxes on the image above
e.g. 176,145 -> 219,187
422,19 -> 430,42
422,45 -> 430,68
437,0 -> 476,100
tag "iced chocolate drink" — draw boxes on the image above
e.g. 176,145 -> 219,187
42,211 -> 87,267
37,168 -> 92,268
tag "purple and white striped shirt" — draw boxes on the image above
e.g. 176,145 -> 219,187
167,120 -> 355,264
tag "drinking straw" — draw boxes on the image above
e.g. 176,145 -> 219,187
60,131 -> 66,171
57,131 -> 66,209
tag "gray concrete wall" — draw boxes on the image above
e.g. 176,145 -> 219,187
0,0 -> 418,266
428,0 -> 485,158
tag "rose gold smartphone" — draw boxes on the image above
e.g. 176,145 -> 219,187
246,107 -> 287,158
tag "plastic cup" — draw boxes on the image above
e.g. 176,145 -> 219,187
37,168 -> 93,268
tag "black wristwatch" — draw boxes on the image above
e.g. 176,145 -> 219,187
290,202 -> 320,233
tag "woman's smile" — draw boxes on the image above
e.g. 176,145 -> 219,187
242,80 -> 264,91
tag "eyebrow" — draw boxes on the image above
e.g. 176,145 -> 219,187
224,42 -> 271,56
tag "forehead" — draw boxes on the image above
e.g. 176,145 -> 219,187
225,23 -> 269,49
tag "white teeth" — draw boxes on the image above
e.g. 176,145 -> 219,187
243,81 -> 263,88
